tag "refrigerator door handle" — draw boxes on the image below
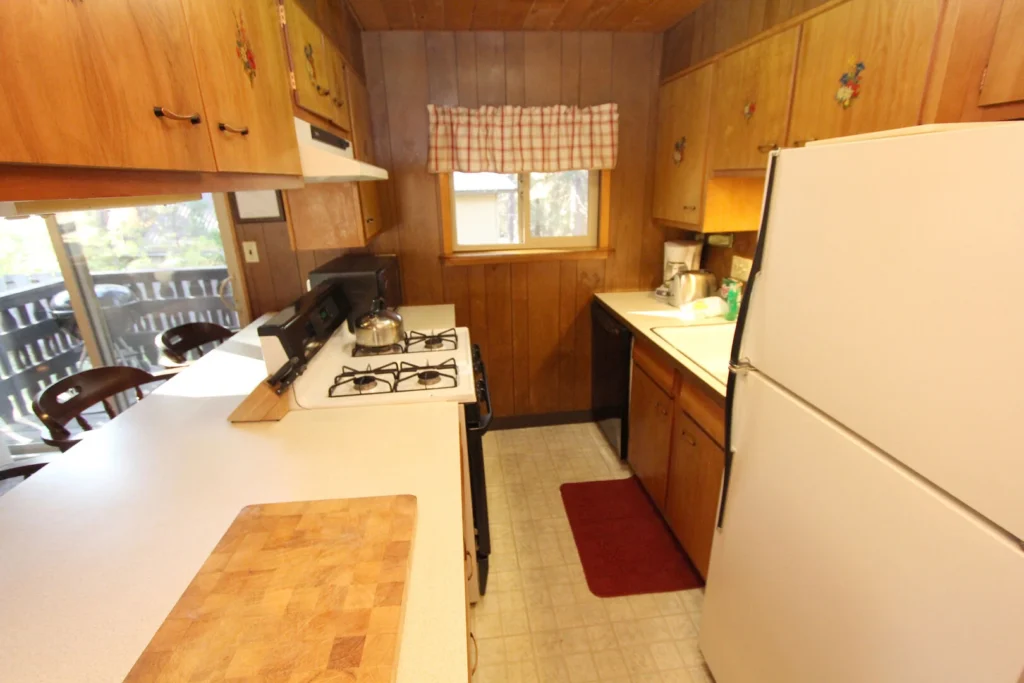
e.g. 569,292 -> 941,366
718,152 -> 779,529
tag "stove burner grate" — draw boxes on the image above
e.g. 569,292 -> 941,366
405,328 -> 458,353
417,370 -> 441,386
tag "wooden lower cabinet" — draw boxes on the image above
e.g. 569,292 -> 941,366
628,364 -> 674,510
665,406 -> 726,579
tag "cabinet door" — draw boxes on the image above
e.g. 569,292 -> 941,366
665,407 -> 725,579
182,0 -> 301,175
286,183 -> 367,250
326,42 -> 352,131
628,364 -> 674,510
787,0 -> 941,146
283,0 -> 334,121
0,0 -> 214,171
652,65 -> 714,226
710,28 -> 799,171
978,0 -> 1024,106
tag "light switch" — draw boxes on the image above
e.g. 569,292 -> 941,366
242,241 -> 259,263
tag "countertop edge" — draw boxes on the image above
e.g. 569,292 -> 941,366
594,292 -> 729,398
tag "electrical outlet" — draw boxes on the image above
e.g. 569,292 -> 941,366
731,255 -> 753,281
242,241 -> 260,263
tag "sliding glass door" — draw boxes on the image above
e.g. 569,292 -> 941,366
0,194 -> 244,454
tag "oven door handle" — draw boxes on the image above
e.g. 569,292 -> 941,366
470,344 -> 493,433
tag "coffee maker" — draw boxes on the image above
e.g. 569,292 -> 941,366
655,240 -> 702,300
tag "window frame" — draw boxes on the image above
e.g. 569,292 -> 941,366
440,169 -> 611,257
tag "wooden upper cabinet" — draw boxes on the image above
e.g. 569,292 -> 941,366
709,28 -> 799,171
181,0 -> 301,175
788,0 -> 942,146
665,406 -> 725,579
283,0 -> 335,122
978,0 -> 1024,106
652,65 -> 714,227
325,43 -> 352,131
0,0 -> 214,171
628,364 -> 674,511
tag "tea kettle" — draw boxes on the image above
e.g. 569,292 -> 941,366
670,270 -> 717,307
354,298 -> 405,348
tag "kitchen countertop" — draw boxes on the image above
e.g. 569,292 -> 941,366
595,291 -> 734,396
396,303 -> 456,331
0,312 -> 467,683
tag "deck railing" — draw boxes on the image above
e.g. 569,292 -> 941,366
0,267 -> 238,442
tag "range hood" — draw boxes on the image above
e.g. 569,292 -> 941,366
294,118 -> 388,183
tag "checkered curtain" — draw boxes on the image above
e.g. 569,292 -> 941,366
427,103 -> 619,173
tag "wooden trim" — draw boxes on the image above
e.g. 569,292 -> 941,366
228,190 -> 286,224
441,248 -> 612,267
652,216 -> 702,231
0,164 -> 303,202
491,409 -> 595,430
212,193 -> 253,327
598,169 -> 611,249
43,215 -> 105,370
9,195 -> 201,217
282,190 -> 298,252
661,0 -> 851,85
440,172 -> 454,255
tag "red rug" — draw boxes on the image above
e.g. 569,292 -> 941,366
560,477 -> 703,597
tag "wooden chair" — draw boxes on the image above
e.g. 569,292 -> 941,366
156,322 -> 233,367
32,367 -> 167,452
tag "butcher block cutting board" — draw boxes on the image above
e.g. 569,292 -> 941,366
124,495 -> 417,683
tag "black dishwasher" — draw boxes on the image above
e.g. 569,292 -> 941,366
591,301 -> 632,460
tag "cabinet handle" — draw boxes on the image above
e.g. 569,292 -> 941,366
681,431 -> 697,446
366,217 -> 375,224
316,84 -> 331,97
465,549 -> 474,581
656,401 -> 669,417
683,205 -> 697,211
757,143 -> 778,153
218,122 -> 250,136
469,632 -> 479,675
153,106 -> 201,125
792,138 -> 817,148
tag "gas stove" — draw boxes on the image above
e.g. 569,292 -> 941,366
291,325 -> 477,408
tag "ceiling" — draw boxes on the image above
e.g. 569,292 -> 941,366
346,0 -> 703,32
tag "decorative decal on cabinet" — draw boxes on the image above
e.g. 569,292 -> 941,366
673,137 -> 687,165
235,13 -> 257,86
835,60 -> 865,109
743,101 -> 756,121
303,43 -> 318,85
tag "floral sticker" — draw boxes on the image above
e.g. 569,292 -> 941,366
673,136 -> 686,165
235,12 -> 256,86
304,43 -> 318,86
836,60 -> 865,108
743,101 -> 756,121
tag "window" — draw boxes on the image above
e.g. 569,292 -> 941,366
447,170 -> 602,252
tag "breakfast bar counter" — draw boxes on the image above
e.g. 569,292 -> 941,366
0,315 -> 468,683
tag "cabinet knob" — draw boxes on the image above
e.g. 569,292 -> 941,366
218,122 -> 250,136
757,143 -> 779,153
153,106 -> 201,125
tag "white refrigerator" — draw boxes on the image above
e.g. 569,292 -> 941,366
699,124 -> 1024,683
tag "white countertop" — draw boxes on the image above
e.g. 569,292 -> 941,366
595,291 -> 734,396
0,312 -> 467,683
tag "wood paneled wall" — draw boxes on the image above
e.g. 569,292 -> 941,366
360,31 -> 674,418
661,0 -> 830,79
